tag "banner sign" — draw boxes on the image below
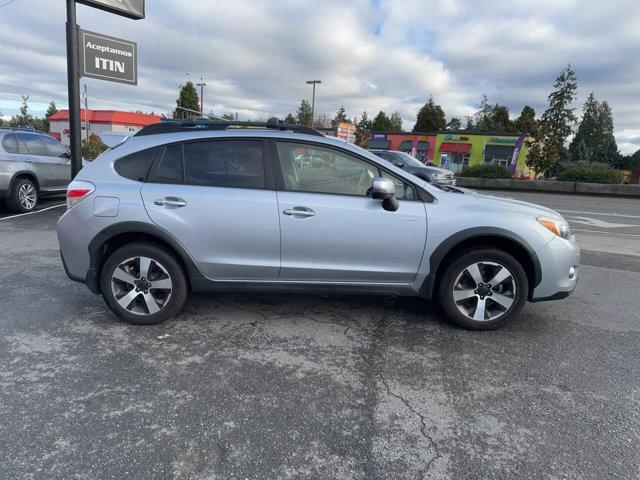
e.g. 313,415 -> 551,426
80,29 -> 137,85
336,122 -> 356,143
77,0 -> 145,19
510,134 -> 526,170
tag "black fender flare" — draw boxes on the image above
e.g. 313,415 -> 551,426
420,227 -> 542,300
85,221 -> 204,293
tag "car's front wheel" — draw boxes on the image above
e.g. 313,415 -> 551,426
100,243 -> 187,325
437,248 -> 529,330
7,178 -> 38,213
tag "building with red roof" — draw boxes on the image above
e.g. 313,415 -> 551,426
49,109 -> 161,146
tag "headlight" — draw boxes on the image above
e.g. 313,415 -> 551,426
537,217 -> 572,239
433,174 -> 447,179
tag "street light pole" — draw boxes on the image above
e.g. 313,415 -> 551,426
306,80 -> 321,127
65,0 -> 82,178
186,73 -> 206,114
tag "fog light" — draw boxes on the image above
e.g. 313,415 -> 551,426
568,266 -> 576,279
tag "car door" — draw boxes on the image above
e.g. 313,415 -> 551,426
140,138 -> 281,281
17,133 -> 61,191
274,140 -> 427,283
39,135 -> 72,189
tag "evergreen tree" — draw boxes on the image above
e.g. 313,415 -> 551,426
469,95 -> 499,131
413,96 -> 446,132
371,111 -> 393,131
389,111 -> 403,132
514,106 -> 538,136
355,111 -> 372,146
46,100 -> 58,119
541,65 -> 578,150
173,82 -> 200,119
526,120 -> 560,179
284,113 -> 297,124
569,94 -> 620,165
331,105 -> 349,128
446,117 -> 462,131
493,105 -> 515,132
10,95 -> 34,128
296,99 -> 313,126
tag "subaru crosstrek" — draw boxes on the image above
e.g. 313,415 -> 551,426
56,118 -> 579,330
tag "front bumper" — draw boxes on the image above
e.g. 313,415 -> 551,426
434,178 -> 456,186
531,235 -> 580,301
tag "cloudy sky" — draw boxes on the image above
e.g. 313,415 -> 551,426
0,0 -> 639,153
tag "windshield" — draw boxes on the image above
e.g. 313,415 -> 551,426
394,151 -> 426,167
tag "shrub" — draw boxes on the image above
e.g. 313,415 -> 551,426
82,133 -> 107,160
458,164 -> 513,179
557,163 -> 625,184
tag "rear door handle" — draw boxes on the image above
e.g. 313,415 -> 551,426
283,207 -> 315,218
154,197 -> 187,208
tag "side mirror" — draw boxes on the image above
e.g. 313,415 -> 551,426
371,177 -> 399,212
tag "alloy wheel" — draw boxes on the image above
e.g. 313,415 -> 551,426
452,261 -> 516,321
18,183 -> 37,210
110,256 -> 173,315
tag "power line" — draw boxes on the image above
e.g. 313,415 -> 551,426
0,0 -> 18,9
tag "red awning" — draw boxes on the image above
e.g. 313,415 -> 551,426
440,142 -> 472,153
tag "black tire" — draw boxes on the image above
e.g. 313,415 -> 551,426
6,178 -> 38,213
100,242 -> 188,325
437,248 -> 529,330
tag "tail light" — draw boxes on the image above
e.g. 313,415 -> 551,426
67,180 -> 95,209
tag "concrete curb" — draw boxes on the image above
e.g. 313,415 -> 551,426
456,177 -> 640,197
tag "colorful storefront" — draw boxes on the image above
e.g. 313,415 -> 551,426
367,131 -> 531,175
367,132 -> 436,163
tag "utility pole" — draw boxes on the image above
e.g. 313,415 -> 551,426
65,0 -> 82,177
82,83 -> 89,142
306,80 -> 321,127
186,73 -> 206,113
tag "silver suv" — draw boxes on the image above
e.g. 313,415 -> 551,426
56,118 -> 579,330
0,128 -> 72,212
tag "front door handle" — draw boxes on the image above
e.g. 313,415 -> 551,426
154,197 -> 187,208
283,207 -> 315,218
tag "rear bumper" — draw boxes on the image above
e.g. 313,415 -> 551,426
531,236 -> 580,301
56,208 -> 99,293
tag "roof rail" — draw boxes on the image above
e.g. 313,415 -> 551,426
0,126 -> 42,133
134,116 -> 324,137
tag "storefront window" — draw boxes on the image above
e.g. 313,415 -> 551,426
484,155 -> 510,167
441,153 -> 470,173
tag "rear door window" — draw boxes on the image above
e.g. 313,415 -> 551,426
114,147 -> 156,182
2,134 -> 18,154
151,144 -> 184,184
183,140 -> 266,189
19,133 -> 48,156
40,135 -> 68,157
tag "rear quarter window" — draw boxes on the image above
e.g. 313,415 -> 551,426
114,147 -> 157,182
2,134 -> 18,154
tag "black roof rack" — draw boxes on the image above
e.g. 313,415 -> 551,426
135,117 -> 324,137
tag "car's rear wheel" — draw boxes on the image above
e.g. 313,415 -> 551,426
100,243 -> 187,325
7,178 -> 38,213
437,248 -> 528,330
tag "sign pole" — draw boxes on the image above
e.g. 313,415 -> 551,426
66,0 -> 83,178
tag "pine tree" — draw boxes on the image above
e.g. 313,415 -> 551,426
331,106 -> 349,128
46,100 -> 58,119
284,113 -> 296,124
413,96 -> 446,132
569,94 -> 620,165
296,99 -> 313,126
514,106 -> 538,136
173,82 -> 200,119
446,117 -> 462,131
371,111 -> 393,131
389,111 -> 403,132
355,111 -> 372,146
541,65 -> 578,150
10,95 -> 34,128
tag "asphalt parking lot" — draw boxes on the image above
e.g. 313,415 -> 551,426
1,192 -> 639,479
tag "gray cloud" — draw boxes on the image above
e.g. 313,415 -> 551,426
0,0 -> 638,153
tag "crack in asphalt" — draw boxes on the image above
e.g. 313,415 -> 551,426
379,375 -> 442,474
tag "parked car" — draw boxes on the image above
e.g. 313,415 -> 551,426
56,118 -> 579,330
0,128 -> 72,212
370,149 -> 456,186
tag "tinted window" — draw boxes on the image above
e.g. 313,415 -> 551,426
40,135 -> 68,157
184,140 -> 265,189
277,142 -> 378,196
114,148 -> 156,182
152,145 -> 184,184
2,134 -> 18,154
19,134 -> 47,156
